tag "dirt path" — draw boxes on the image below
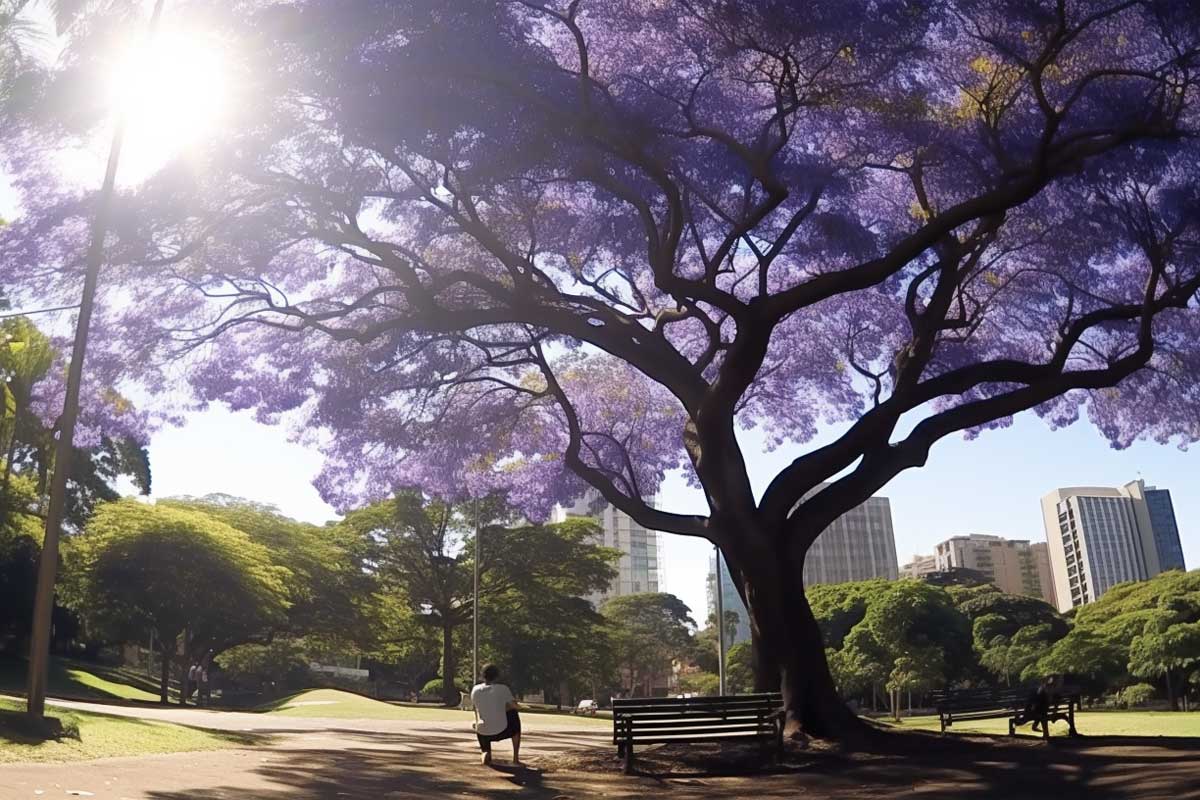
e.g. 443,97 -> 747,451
3,699 -> 1200,799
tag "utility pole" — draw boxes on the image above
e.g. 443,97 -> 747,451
715,546 -> 726,696
25,0 -> 168,721
472,497 -> 480,689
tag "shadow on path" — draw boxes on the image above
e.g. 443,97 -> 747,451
129,728 -> 1200,800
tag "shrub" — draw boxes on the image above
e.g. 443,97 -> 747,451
218,640 -> 311,691
1118,683 -> 1157,708
421,677 -> 464,696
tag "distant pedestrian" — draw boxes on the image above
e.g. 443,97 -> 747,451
186,663 -> 200,704
198,650 -> 214,707
471,664 -> 521,767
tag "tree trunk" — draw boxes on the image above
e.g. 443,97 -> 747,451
158,636 -> 173,705
1166,668 -> 1177,712
735,538 -> 866,740
441,624 -> 458,706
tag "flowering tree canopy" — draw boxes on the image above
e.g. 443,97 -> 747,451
2,0 -> 1199,735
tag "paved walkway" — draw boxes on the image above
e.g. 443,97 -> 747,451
1,699 -> 611,799
6,699 -> 1200,799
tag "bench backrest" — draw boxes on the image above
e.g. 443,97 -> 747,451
612,693 -> 783,742
930,688 -> 1029,712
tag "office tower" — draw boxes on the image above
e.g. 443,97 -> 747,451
800,487 -> 899,585
553,491 -> 661,607
901,554 -> 939,580
1040,479 -> 1173,612
932,534 -> 1055,603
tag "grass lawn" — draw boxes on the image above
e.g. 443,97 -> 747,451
0,697 -> 257,764
0,657 -> 160,703
262,688 -> 609,727
892,710 -> 1200,737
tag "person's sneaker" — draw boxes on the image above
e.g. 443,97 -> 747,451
481,752 -> 492,766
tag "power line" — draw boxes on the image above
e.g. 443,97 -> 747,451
0,304 -> 82,319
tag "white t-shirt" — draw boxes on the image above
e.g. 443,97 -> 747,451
470,682 -> 515,736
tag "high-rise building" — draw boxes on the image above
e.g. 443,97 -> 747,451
1144,487 -> 1187,572
932,534 -> 1055,603
1040,480 -> 1174,612
901,553 -> 939,580
553,491 -> 661,607
705,552 -> 752,646
800,487 -> 899,584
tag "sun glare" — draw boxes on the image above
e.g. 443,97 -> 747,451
107,28 -> 229,184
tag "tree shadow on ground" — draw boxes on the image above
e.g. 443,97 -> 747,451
132,726 -> 1200,800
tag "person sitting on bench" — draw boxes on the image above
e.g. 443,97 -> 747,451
1016,675 -> 1058,732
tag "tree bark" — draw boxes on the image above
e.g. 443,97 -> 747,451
1166,668 -> 1177,712
735,537 -> 866,740
441,624 -> 458,706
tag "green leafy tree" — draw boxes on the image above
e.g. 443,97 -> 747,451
1034,629 -> 1127,699
886,647 -> 945,720
1129,619 -> 1200,711
602,592 -> 695,696
218,640 -> 312,695
62,500 -> 291,703
725,640 -> 755,695
692,609 -> 741,675
828,625 -> 891,708
164,495 -> 378,653
358,492 -> 616,704
866,581 -> 972,699
679,671 -> 720,696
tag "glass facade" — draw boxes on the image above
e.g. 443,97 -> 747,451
555,491 -> 661,606
705,553 -> 752,645
1145,489 -> 1186,571
802,495 -> 899,585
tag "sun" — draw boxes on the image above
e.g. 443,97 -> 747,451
107,27 -> 229,184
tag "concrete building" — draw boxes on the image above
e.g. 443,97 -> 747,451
901,553 -> 939,580
932,534 -> 1055,603
705,552 -> 752,646
553,491 -> 662,607
1040,480 -> 1177,612
800,487 -> 899,585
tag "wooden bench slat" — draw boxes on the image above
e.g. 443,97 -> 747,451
624,717 -> 776,730
612,693 -> 780,706
623,724 -> 772,739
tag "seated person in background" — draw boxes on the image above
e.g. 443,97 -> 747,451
471,663 -> 521,766
1017,675 -> 1059,732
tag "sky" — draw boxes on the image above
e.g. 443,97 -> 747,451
142,404 -> 1200,626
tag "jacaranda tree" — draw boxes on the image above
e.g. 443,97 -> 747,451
2,1 -> 1199,737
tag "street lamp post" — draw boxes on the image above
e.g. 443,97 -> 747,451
715,546 -> 726,696
472,498 -> 479,689
24,0 -> 168,721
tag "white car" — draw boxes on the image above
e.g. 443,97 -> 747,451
574,699 -> 598,716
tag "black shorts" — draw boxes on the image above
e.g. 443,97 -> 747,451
477,710 -> 521,752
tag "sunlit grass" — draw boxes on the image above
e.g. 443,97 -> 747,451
0,697 -> 257,764
0,657 -> 159,703
891,710 -> 1200,738
262,688 -> 608,726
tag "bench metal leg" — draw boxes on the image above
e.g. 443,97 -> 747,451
1009,717 -> 1016,736
623,742 -> 633,774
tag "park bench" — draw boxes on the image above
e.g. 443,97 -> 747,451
611,693 -> 784,773
930,687 -> 1079,739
